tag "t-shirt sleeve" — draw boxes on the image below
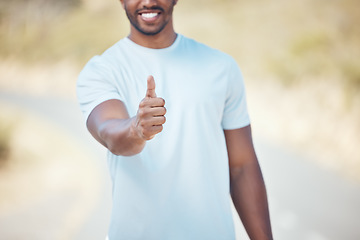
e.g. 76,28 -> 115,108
76,56 -> 123,123
221,59 -> 251,130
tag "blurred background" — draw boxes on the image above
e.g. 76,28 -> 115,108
0,0 -> 359,239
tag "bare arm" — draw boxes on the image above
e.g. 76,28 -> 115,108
224,125 -> 273,240
87,76 -> 166,156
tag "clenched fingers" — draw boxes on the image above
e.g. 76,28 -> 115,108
139,97 -> 165,108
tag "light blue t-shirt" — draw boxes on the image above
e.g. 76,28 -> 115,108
77,34 -> 250,240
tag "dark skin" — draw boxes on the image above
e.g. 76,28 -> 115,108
225,127 -> 273,239
87,0 -> 273,239
87,76 -> 166,156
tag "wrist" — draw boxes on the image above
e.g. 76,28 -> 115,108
129,117 -> 147,142
100,118 -> 146,156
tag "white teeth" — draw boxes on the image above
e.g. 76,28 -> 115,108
141,13 -> 158,19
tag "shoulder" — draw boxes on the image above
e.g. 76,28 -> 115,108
80,38 -> 128,74
179,35 -> 237,67
96,38 -> 128,65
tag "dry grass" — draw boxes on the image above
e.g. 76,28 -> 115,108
0,0 -> 125,64
0,0 -> 359,180
0,108 -> 17,168
0,0 -> 359,88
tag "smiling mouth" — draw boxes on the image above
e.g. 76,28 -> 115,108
141,12 -> 159,19
137,7 -> 163,22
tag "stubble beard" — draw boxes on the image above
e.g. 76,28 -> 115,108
129,16 -> 169,36
124,4 -> 174,36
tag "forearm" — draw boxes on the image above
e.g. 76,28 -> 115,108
230,162 -> 273,240
96,117 -> 146,156
86,79 -> 166,156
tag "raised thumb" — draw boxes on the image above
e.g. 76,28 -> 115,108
146,75 -> 157,98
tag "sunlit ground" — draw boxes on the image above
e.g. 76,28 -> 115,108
0,102 -> 102,239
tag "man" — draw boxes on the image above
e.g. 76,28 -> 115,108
77,0 -> 273,239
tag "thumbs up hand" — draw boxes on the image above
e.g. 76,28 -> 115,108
134,76 -> 166,140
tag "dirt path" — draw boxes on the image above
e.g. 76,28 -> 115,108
1,92 -> 359,239
0,93 -> 111,240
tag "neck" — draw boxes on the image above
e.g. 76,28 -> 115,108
128,21 -> 177,49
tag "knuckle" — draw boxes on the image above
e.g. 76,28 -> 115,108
139,100 -> 146,108
137,109 -> 145,118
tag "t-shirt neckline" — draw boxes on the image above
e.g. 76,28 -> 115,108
124,34 -> 182,53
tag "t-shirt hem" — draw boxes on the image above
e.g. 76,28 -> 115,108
222,120 -> 251,130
